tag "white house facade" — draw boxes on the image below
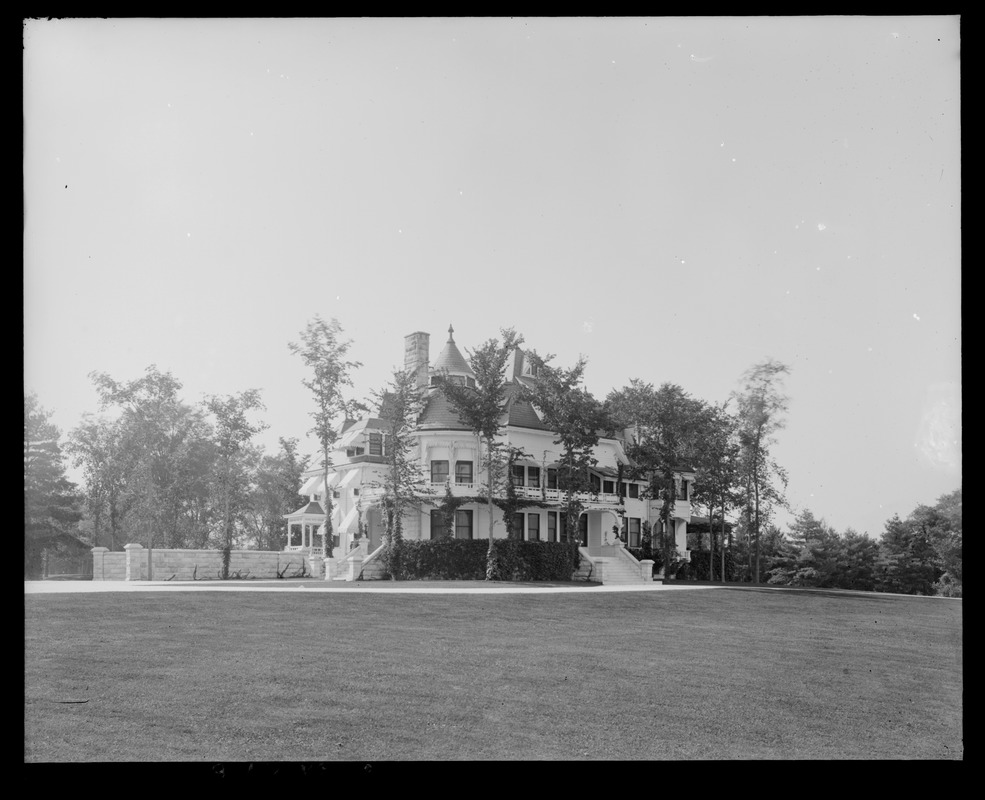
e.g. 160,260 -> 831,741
286,326 -> 694,583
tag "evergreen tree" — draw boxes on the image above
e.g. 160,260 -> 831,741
24,394 -> 82,578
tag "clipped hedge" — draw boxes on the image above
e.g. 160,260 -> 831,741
486,539 -> 577,582
383,538 -> 489,580
379,538 -> 579,581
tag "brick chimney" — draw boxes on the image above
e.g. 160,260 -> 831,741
404,331 -> 430,388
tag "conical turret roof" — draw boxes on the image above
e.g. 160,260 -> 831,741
431,324 -> 474,377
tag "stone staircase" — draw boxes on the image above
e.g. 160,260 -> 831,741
587,546 -> 652,585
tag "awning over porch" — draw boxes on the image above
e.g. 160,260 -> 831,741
300,471 -> 341,497
339,506 -> 360,534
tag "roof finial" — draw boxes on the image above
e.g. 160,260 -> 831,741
448,323 -> 455,342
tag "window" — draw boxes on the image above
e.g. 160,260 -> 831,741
547,512 -> 558,542
527,466 -> 540,488
677,480 -> 689,501
346,446 -> 365,457
603,480 -> 615,494
466,377 -> 476,389
578,514 -> 588,547
332,490 -> 340,499
590,474 -> 601,493
511,464 -> 525,486
429,510 -> 445,539
431,460 -> 449,484
368,433 -> 383,456
628,482 -> 639,499
619,481 -> 627,498
629,518 -> 641,548
455,461 -> 473,484
527,514 -> 540,541
455,510 -> 473,540
559,513 -> 569,543
547,468 -> 558,490
512,512 -> 525,539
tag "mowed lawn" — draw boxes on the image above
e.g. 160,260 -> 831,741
25,586 -> 962,761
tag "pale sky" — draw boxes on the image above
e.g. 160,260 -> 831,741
24,17 -> 961,538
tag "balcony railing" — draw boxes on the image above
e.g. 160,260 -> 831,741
357,481 -> 676,508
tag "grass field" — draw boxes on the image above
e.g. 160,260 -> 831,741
24,586 -> 962,761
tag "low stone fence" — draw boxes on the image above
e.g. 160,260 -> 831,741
91,545 -> 318,581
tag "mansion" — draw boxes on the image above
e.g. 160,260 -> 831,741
286,326 -> 694,583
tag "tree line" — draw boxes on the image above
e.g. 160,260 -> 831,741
729,492 -> 961,596
25,316 -> 960,595
24,371 -> 308,579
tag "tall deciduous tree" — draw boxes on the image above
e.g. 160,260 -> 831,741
438,328 -> 523,551
607,381 -> 707,577
244,437 -> 309,551
289,317 -> 361,559
25,394 -> 82,578
204,390 -> 267,578
691,402 -> 742,582
88,367 -> 215,575
521,353 -> 609,566
372,368 -> 432,579
66,414 -> 129,551
733,359 -> 790,583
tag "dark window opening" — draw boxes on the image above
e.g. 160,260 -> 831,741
455,509 -> 473,540
455,461 -> 473,484
431,460 -> 449,484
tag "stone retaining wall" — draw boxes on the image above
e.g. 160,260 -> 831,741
91,546 -> 313,581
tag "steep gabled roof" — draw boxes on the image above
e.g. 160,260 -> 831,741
504,382 -> 550,431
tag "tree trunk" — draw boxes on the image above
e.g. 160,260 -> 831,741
485,435 -> 495,553
753,433 -> 762,583
719,497 -> 726,583
323,446 -> 333,559
709,504 -> 715,581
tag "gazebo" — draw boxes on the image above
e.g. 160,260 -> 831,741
284,500 -> 328,554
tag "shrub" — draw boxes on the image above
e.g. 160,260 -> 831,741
487,539 -> 576,582
687,550 -> 737,581
378,538 -> 579,581
382,539 -> 488,580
